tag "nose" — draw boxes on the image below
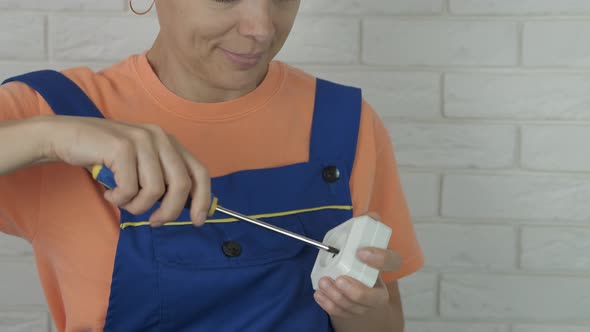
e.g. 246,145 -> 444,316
237,0 -> 275,43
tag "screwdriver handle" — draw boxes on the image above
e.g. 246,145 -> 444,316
90,165 -> 339,254
90,164 -> 218,217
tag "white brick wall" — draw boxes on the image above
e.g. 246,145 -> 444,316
441,273 -> 590,320
363,20 -> 519,66
2,0 -> 590,330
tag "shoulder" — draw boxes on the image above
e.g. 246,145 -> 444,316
279,61 -> 382,140
278,61 -> 317,87
56,54 -> 143,115
280,61 -> 368,116
1,54 -> 140,102
61,54 -> 141,96
279,61 -> 363,94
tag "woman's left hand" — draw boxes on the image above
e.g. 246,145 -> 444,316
313,247 -> 402,319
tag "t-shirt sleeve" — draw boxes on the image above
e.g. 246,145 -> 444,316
0,82 -> 44,241
350,100 -> 424,283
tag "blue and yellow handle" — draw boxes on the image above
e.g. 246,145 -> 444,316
90,164 -> 218,217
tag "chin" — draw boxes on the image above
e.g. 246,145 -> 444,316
215,64 -> 269,91
216,77 -> 258,92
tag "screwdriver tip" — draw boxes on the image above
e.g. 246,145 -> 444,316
327,246 -> 340,256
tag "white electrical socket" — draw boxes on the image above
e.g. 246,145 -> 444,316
310,215 -> 392,290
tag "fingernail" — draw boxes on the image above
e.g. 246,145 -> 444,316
358,249 -> 373,261
336,278 -> 350,290
193,211 -> 206,226
319,279 -> 332,290
315,292 -> 326,302
149,212 -> 160,226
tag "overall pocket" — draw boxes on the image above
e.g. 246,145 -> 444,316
151,213 -> 317,331
152,214 -> 307,269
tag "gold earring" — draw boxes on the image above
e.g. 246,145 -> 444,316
129,0 -> 154,15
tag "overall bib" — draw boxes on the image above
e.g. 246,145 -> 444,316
3,70 -> 362,332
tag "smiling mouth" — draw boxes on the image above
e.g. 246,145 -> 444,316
221,48 -> 264,68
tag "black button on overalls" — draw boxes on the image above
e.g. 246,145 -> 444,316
222,241 -> 242,257
322,166 -> 341,183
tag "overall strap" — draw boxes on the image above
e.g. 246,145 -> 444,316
309,79 -> 362,170
3,70 -> 112,188
2,70 -> 105,118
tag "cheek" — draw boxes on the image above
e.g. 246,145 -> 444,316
190,21 -> 235,54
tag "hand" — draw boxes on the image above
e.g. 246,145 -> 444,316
313,216 -> 401,319
42,115 -> 211,227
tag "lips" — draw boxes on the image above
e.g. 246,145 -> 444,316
221,48 -> 263,68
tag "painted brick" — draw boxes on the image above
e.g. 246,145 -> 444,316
388,123 -> 515,168
363,20 -> 518,66
522,125 -> 590,171
441,273 -> 590,320
524,22 -> 590,67
0,0 -> 124,11
445,74 -> 590,120
521,226 -> 590,271
0,259 -> 46,306
0,312 -> 49,332
277,17 -> 360,64
450,0 -> 590,15
0,234 -> 33,257
415,224 -> 516,269
399,272 -> 438,318
52,16 -> 158,61
400,173 -> 440,218
300,0 -> 444,14
406,321 -> 508,332
0,15 -> 45,60
443,175 -> 590,221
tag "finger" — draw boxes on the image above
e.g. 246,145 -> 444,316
318,278 -> 369,316
171,137 -> 211,226
103,139 -> 139,207
357,247 -> 402,272
122,131 -> 166,218
188,160 -> 211,227
334,276 -> 389,309
364,211 -> 381,221
314,291 -> 353,319
149,132 -> 192,226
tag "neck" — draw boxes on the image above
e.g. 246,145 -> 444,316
146,36 -> 259,103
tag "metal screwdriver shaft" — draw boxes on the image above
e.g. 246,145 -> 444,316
215,205 -> 340,255
90,165 -> 341,255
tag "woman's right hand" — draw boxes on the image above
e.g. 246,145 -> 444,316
41,115 -> 211,227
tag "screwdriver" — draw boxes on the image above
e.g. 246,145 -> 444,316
91,165 -> 341,255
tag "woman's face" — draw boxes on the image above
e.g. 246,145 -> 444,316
155,0 -> 300,91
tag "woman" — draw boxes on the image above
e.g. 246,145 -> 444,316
0,0 -> 423,331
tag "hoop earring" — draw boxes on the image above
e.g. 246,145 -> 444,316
129,0 -> 154,15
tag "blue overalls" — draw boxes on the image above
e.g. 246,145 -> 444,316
3,70 -> 362,332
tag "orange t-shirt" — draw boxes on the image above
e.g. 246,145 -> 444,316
0,54 -> 423,331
